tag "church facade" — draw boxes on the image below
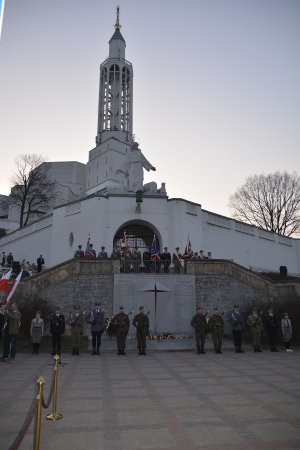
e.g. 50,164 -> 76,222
0,10 -> 299,276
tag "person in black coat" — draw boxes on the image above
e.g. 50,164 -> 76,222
50,307 -> 65,355
37,255 -> 45,272
264,307 -> 279,352
160,247 -> 172,273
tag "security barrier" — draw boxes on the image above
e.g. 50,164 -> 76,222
7,355 -> 62,450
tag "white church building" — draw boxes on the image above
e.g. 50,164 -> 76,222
0,10 -> 300,276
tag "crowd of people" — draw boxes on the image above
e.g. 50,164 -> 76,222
190,304 -> 294,354
0,301 -> 294,362
74,243 -> 214,274
1,251 -> 45,276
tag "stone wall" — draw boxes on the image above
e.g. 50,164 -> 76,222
14,259 -> 300,335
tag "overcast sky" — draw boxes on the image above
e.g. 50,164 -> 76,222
0,0 -> 299,217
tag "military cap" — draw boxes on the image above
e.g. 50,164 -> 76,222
95,301 -> 101,306
233,304 -> 239,308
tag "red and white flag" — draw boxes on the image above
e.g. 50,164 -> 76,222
183,235 -> 193,257
0,268 -> 12,293
5,270 -> 23,304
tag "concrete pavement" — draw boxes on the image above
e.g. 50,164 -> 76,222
1,340 -> 300,450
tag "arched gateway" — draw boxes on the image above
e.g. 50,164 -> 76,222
113,222 -> 160,254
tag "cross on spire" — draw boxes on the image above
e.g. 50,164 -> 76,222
114,6 -> 121,30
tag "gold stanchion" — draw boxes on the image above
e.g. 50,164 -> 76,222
34,376 -> 45,450
46,355 -> 63,421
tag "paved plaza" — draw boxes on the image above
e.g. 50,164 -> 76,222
1,341 -> 300,450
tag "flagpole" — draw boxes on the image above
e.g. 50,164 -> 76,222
154,286 -> 157,335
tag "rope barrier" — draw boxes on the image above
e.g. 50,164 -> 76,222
42,368 -> 55,409
6,354 -> 63,450
8,392 -> 37,450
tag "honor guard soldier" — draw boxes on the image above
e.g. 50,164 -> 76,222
133,306 -> 149,355
113,306 -> 130,355
98,246 -> 108,259
191,307 -> 208,354
208,308 -> 224,353
229,304 -> 245,353
85,302 -> 105,355
247,307 -> 263,352
68,306 -> 84,355
50,307 -> 65,356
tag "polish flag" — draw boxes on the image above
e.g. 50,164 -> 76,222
5,270 -> 23,304
0,268 -> 12,293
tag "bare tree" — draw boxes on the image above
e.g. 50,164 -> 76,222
10,154 -> 57,228
229,171 -> 300,237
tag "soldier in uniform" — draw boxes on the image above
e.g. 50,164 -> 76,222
247,307 -> 263,352
98,246 -> 108,259
50,307 -> 65,356
2,302 -> 21,361
68,305 -> 84,355
74,245 -> 84,258
161,247 -> 171,273
85,302 -> 105,355
208,308 -> 224,353
133,306 -> 149,355
173,247 -> 183,274
113,306 -> 130,355
191,307 -> 208,354
229,304 -> 245,353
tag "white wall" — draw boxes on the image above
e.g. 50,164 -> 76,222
1,194 -> 299,276
0,215 -> 53,266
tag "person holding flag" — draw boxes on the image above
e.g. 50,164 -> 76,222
150,235 -> 160,273
0,268 -> 12,303
85,235 -> 96,258
4,270 -> 23,304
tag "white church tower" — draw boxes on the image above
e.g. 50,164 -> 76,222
86,7 -> 157,196
86,7 -> 134,195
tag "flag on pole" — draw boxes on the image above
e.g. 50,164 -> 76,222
183,235 -> 193,258
0,268 -> 12,293
84,235 -> 93,257
5,270 -> 23,304
150,235 -> 160,261
121,231 -> 128,249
